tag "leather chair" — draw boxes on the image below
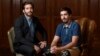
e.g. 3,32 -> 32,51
7,27 -> 24,56
75,17 -> 96,56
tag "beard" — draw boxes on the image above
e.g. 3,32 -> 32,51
24,11 -> 33,17
62,19 -> 68,23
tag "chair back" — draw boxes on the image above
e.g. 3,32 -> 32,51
7,27 -> 15,53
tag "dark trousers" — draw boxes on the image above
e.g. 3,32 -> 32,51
15,44 -> 49,56
15,45 -> 35,56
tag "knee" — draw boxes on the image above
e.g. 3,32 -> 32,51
25,49 -> 35,56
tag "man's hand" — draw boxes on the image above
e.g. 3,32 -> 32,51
50,46 -> 56,53
50,46 -> 60,54
34,45 -> 41,54
39,41 -> 47,49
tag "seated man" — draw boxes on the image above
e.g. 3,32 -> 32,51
50,7 -> 81,56
13,1 -> 48,56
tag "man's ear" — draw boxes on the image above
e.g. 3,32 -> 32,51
23,10 -> 25,13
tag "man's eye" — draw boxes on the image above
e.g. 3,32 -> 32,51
64,14 -> 67,15
26,8 -> 29,9
60,14 -> 63,16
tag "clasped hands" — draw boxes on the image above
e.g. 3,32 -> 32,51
50,46 -> 61,54
33,41 -> 47,54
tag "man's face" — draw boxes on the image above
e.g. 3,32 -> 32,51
60,11 -> 71,23
23,4 -> 33,17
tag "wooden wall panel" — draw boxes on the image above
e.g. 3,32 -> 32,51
0,0 -> 2,48
0,0 -> 13,56
1,0 -> 11,47
80,0 -> 89,17
46,0 -> 55,16
89,0 -> 99,19
33,0 -> 46,16
12,0 -> 21,20
99,0 -> 100,32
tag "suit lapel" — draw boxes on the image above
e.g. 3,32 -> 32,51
21,15 -> 30,34
23,15 -> 29,28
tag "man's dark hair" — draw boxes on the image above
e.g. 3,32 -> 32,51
22,1 -> 34,10
61,7 -> 72,15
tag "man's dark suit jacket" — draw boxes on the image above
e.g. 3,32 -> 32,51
13,15 -> 47,49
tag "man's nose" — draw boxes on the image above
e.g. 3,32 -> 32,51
28,8 -> 31,11
63,16 -> 65,19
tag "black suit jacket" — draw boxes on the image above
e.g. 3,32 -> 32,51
13,15 -> 47,47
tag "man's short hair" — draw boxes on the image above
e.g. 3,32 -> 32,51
61,7 -> 72,15
22,1 -> 34,10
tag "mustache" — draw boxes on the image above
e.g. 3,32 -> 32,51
28,11 -> 33,13
62,18 -> 66,19
24,11 -> 33,14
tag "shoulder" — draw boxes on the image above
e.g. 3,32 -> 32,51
71,21 -> 80,30
56,23 -> 64,30
71,21 -> 80,27
15,15 -> 25,22
57,23 -> 64,27
14,15 -> 25,26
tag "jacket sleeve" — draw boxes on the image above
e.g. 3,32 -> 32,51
36,18 -> 48,41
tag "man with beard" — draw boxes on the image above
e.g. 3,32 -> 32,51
14,1 -> 47,56
50,7 -> 81,56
